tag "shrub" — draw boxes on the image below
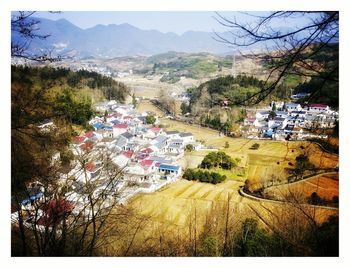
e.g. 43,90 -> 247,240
183,169 -> 226,184
200,151 -> 236,170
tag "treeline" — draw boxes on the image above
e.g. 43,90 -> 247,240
183,169 -> 226,184
187,74 -> 290,114
12,65 -> 130,102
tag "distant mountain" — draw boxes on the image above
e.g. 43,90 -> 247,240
11,17 -> 238,58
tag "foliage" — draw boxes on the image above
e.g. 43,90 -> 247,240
249,143 -> 260,150
185,144 -> 194,152
183,169 -> 226,184
189,75 -> 264,108
200,151 -> 236,170
12,65 -> 129,102
233,218 -> 271,256
294,154 -> 315,178
198,236 -> 219,256
224,141 -> 230,149
132,93 -> 137,107
294,75 -> 338,108
180,102 -> 191,115
145,115 -> 156,124
54,89 -> 93,125
304,215 -> 339,256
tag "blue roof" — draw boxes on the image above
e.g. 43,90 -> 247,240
21,199 -> 31,205
92,123 -> 105,130
111,119 -> 121,125
159,164 -> 180,171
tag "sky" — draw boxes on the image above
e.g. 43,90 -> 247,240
32,11 -> 315,35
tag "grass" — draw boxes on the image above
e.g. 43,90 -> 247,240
136,100 -> 165,116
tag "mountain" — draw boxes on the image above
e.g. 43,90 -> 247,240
11,17 -> 236,58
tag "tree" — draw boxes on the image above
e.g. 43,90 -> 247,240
224,141 -> 230,149
214,12 -> 338,105
180,102 -> 190,115
11,11 -> 62,62
234,218 -> 271,256
145,115 -> 156,125
198,236 -> 219,256
185,144 -> 194,152
132,93 -> 137,108
268,110 -> 277,120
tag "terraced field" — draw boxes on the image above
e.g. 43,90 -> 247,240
127,105 -> 339,237
264,173 -> 339,201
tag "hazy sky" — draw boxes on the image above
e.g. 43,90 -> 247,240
32,11 -> 317,35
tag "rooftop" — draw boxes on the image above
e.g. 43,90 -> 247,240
159,164 -> 180,171
179,132 -> 193,137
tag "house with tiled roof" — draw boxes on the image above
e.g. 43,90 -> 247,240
178,132 -> 194,143
308,104 -> 330,113
73,136 -> 87,145
112,123 -> 128,137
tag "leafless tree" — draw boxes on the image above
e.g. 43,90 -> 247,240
214,11 -> 339,105
11,11 -> 62,62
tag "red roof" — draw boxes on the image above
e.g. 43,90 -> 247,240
113,124 -> 128,129
155,162 -> 161,168
150,127 -> 161,133
309,104 -> 328,109
247,117 -> 256,122
141,159 -> 153,167
122,150 -> 134,158
141,148 -> 153,154
37,199 -> 75,227
85,162 -> 97,172
79,142 -> 94,151
84,131 -> 95,138
73,136 -> 86,144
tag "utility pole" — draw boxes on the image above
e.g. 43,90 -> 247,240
231,52 -> 236,78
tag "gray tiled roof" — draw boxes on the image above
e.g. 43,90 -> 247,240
121,132 -> 134,140
179,132 -> 193,137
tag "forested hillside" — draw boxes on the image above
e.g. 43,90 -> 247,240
11,65 -> 129,191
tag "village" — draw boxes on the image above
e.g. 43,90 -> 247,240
12,100 -> 206,228
242,101 -> 338,140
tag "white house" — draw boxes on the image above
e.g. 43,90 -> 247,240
112,124 -> 128,137
275,111 -> 289,118
308,104 -> 330,113
178,132 -> 194,144
286,103 -> 302,112
268,117 -> 288,129
256,111 -> 270,120
112,154 -> 130,169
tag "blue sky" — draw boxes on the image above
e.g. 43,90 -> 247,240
32,11 -> 316,35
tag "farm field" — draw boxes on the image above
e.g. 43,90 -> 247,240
159,118 -> 338,184
125,106 -> 339,239
128,178 -> 337,232
136,100 -> 165,117
264,173 -> 339,201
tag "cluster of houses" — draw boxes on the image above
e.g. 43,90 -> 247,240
243,102 -> 338,140
66,100 -> 203,203
12,100 -> 203,228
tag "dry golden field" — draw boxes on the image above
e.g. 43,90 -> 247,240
123,103 -> 339,243
264,173 -> 339,201
136,100 -> 165,117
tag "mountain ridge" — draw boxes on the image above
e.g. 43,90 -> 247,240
12,17 -> 235,58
